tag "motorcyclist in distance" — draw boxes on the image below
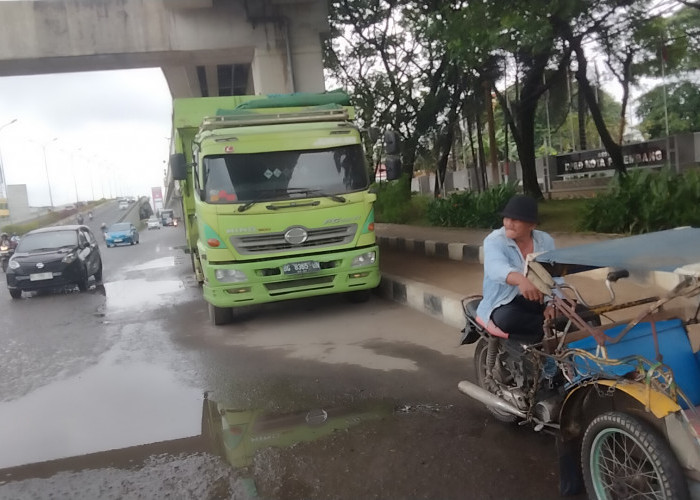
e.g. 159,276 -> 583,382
476,195 -> 557,342
77,213 -> 84,225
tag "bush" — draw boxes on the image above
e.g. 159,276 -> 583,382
426,183 -> 518,229
579,169 -> 700,234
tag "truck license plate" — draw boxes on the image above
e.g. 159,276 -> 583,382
283,261 -> 320,275
30,272 -> 53,281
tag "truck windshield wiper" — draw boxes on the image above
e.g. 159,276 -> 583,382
286,188 -> 346,203
237,201 -> 256,212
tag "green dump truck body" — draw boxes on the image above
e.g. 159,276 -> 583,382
171,92 -> 380,324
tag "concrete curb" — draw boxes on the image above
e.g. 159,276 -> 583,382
378,272 -> 465,329
377,235 -> 483,264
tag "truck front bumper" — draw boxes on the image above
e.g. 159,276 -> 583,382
202,245 -> 381,308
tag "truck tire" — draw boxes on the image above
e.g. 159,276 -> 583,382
209,303 -> 233,325
582,411 -> 689,500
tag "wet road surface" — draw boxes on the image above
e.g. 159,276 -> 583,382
0,204 -> 574,499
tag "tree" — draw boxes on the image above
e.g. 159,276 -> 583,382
325,0 -> 468,197
636,80 -> 700,139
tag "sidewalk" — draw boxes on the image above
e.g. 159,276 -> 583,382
375,223 -> 619,328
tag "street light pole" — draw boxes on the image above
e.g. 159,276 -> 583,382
42,138 -> 58,208
71,148 -> 82,203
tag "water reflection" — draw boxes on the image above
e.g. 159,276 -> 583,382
126,256 -> 176,272
103,279 -> 185,310
0,393 -> 391,496
0,348 -> 202,470
202,395 -> 391,469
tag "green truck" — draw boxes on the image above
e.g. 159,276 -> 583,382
170,91 -> 400,324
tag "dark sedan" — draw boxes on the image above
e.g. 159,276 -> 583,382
6,225 -> 103,299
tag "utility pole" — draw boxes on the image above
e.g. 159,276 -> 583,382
41,138 -> 58,208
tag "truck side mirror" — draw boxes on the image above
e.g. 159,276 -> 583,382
170,153 -> 188,181
385,157 -> 402,181
383,130 -> 400,155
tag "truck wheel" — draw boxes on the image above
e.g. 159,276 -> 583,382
9,289 -> 21,299
208,303 -> 233,325
582,411 -> 689,500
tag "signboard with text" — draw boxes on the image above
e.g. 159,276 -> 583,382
555,138 -> 668,176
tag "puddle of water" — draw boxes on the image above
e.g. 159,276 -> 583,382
0,351 -> 203,469
103,279 -> 185,310
126,256 -> 176,272
203,398 -> 391,469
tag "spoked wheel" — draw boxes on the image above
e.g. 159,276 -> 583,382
582,411 -> 689,500
473,338 -> 518,423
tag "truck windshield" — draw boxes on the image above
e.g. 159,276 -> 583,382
202,145 -> 369,203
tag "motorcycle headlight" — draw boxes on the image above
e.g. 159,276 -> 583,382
351,251 -> 376,267
62,252 -> 77,264
8,259 -> 20,270
215,269 -> 247,283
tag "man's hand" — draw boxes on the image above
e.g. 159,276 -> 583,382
507,272 -> 544,303
544,302 -> 556,320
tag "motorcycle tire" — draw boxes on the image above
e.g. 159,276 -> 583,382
473,339 -> 519,423
581,411 -> 689,500
1,259 -> 7,273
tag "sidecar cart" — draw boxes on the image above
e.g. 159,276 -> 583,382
532,227 -> 700,500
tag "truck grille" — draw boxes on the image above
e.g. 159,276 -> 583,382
231,224 -> 357,255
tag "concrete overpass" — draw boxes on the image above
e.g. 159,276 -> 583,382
0,0 -> 330,213
0,0 -> 328,97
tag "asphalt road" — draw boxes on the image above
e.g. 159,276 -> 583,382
0,203 -> 570,499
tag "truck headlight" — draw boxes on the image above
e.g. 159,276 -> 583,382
351,251 -> 376,267
215,269 -> 247,283
8,259 -> 20,270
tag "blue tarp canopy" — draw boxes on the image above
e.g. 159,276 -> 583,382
534,227 -> 700,275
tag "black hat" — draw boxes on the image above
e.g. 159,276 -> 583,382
501,195 -> 538,223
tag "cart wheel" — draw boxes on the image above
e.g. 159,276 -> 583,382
582,411 -> 689,500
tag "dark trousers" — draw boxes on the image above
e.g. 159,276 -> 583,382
491,295 -> 546,341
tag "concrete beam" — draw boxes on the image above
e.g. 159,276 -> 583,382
0,0 -> 328,96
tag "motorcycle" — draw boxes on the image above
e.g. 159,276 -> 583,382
0,240 -> 14,272
459,227 -> 700,499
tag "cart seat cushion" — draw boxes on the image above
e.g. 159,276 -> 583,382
568,319 -> 700,408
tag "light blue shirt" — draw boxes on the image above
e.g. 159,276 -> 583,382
476,227 -> 556,322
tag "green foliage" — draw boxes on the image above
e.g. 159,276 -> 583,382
636,80 -> 700,139
426,183 -> 518,229
1,211 -> 69,235
579,169 -> 700,234
374,176 -> 423,224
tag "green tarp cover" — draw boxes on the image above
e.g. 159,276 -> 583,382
215,91 -> 351,116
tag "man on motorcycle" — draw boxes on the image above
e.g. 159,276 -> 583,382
476,195 -> 557,341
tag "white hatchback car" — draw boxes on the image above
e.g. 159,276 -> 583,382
147,217 -> 161,230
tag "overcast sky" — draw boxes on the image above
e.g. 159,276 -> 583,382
0,68 -> 172,208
